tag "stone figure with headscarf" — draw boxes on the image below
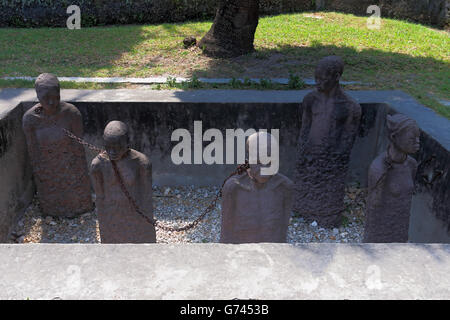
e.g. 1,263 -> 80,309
363,114 -> 420,243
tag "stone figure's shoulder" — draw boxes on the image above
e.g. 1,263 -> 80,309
369,152 -> 388,181
302,90 -> 318,106
406,156 -> 418,170
129,149 -> 151,168
268,173 -> 294,191
60,102 -> 82,119
370,152 -> 388,169
341,91 -> 361,113
22,103 -> 41,129
223,173 -> 250,195
90,153 -> 109,172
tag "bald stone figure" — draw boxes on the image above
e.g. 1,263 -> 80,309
90,121 -> 156,243
364,114 -> 420,243
22,73 -> 93,216
293,56 -> 362,227
220,132 -> 294,244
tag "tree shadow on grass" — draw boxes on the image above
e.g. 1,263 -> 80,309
185,43 -> 449,118
0,22 -> 210,78
190,43 -> 448,83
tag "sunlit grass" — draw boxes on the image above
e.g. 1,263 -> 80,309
0,12 -> 448,117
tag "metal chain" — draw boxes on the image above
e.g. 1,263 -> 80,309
34,105 -> 250,232
111,159 -> 249,232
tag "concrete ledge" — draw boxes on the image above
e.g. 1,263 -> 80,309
0,89 -> 449,243
1,76 -> 362,86
1,89 -> 448,149
0,243 -> 448,300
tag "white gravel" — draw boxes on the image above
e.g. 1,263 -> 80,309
8,183 -> 366,244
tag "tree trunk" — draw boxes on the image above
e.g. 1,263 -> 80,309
198,0 -> 259,58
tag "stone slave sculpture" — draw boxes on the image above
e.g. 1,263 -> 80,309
293,56 -> 362,227
220,132 -> 294,244
363,114 -> 420,243
90,121 -> 156,243
22,73 -> 93,216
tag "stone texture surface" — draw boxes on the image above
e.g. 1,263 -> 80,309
220,132 -> 295,244
0,243 -> 448,299
22,101 -> 93,217
90,121 -> 156,243
293,57 -> 362,227
220,172 -> 294,244
364,115 -> 420,243
91,149 -> 156,244
0,104 -> 34,243
1,89 -> 449,243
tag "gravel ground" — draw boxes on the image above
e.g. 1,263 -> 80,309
8,183 -> 366,244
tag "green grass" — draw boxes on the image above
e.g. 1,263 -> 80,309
0,12 -> 448,117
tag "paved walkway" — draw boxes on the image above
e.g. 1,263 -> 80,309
1,88 -> 448,150
0,243 -> 448,299
1,76 -> 362,86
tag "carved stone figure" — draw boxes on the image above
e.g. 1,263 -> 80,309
22,73 -> 93,217
90,121 -> 156,243
363,114 -> 420,243
293,56 -> 362,227
220,132 -> 294,244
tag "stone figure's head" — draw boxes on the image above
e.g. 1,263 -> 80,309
315,56 -> 344,94
103,121 -> 130,161
246,131 -> 280,184
387,114 -> 420,155
35,73 -> 60,114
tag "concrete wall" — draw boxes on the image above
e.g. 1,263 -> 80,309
2,89 -> 449,243
359,104 -> 450,243
0,103 -> 34,243
20,101 -> 385,187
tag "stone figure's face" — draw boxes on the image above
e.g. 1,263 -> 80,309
393,125 -> 420,155
37,87 -> 60,114
249,162 -> 272,184
104,135 -> 129,161
315,68 -> 340,93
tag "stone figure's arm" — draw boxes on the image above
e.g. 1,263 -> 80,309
410,158 -> 418,182
69,104 -> 84,137
141,159 -> 154,219
90,158 -> 105,210
299,95 -> 313,143
220,179 -> 237,242
340,101 -> 362,153
282,179 -> 294,229
22,112 -> 40,166
367,159 -> 384,208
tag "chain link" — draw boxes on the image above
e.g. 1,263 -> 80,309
34,105 -> 250,233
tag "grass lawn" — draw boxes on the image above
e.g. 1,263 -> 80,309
0,12 -> 449,118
